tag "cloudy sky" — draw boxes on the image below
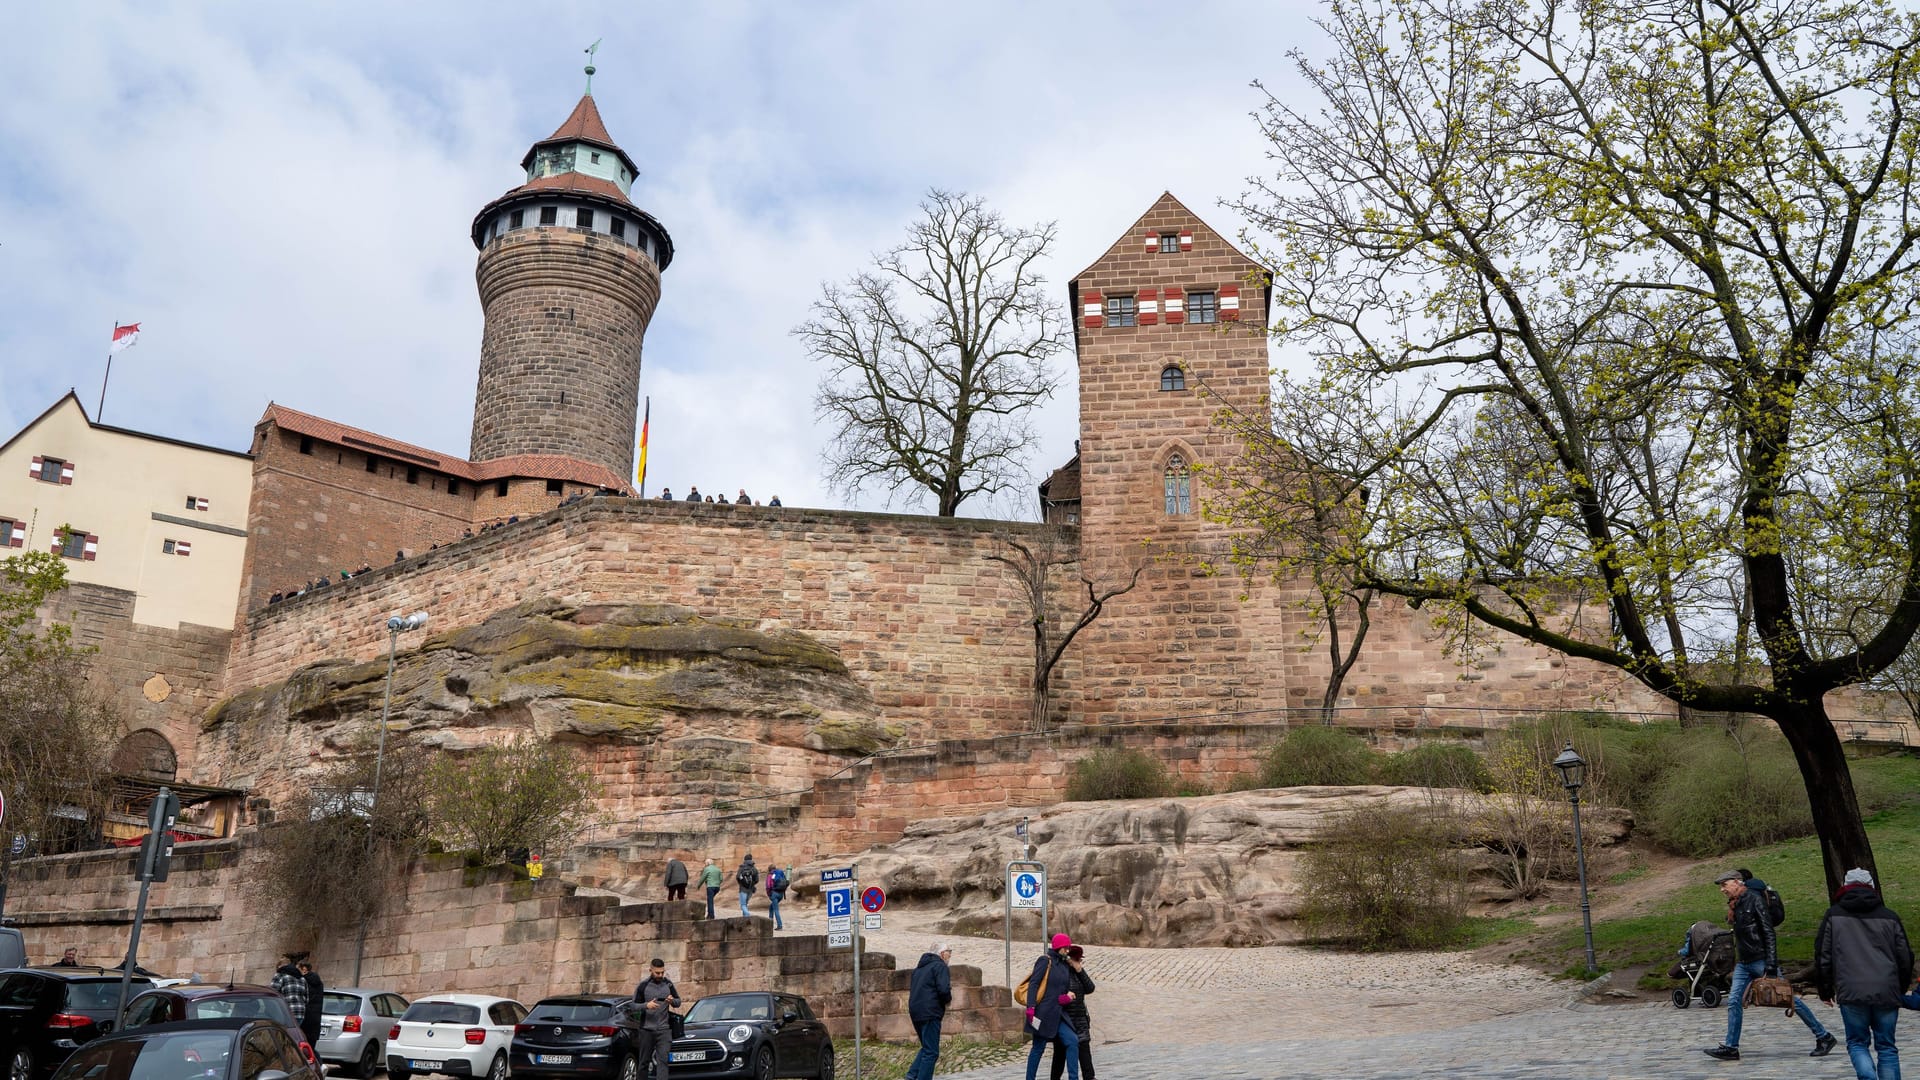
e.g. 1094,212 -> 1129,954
0,2 -> 1302,518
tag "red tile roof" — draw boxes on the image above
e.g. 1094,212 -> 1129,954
258,404 -> 632,494
545,94 -> 616,146
511,172 -> 633,205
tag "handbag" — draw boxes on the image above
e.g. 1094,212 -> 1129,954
1744,975 -> 1796,1012
1015,956 -> 1057,1013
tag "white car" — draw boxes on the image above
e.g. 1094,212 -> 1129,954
387,993 -> 528,1080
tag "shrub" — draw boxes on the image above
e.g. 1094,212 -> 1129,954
1637,730 -> 1813,855
426,735 -> 602,862
1300,804 -> 1470,949
1261,725 -> 1376,787
1376,743 -> 1492,791
1064,748 -> 1174,801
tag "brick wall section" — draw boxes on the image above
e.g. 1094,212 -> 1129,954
471,227 -> 660,479
222,500 -> 1078,749
43,582 -> 228,779
4,841 -> 1021,1040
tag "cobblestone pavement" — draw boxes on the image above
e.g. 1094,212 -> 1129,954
770,907 -> 1865,1079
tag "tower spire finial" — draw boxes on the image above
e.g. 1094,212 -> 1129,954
583,38 -> 601,95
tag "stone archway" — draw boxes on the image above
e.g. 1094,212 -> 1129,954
111,729 -> 178,781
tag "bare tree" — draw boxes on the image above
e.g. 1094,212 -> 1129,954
988,532 -> 1143,729
1228,0 -> 1920,891
798,190 -> 1066,516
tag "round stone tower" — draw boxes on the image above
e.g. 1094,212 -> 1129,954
469,92 -> 673,480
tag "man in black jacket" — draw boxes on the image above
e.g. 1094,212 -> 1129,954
1704,870 -> 1836,1061
1813,868 -> 1914,1080
905,944 -> 952,1080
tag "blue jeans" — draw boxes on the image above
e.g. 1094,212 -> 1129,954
1840,1003 -> 1901,1080
906,1017 -> 941,1080
704,886 -> 718,918
1727,960 -> 1830,1047
768,893 -> 783,929
739,889 -> 752,917
1026,1022 -> 1078,1080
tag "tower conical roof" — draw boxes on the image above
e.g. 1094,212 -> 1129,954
518,94 -> 640,181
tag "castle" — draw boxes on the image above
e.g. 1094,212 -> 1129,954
8,86 -> 1883,841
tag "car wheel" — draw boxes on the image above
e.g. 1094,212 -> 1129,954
8,1047 -> 33,1080
816,1043 -> 834,1080
753,1046 -> 773,1080
487,1052 -> 510,1080
618,1055 -> 638,1080
358,1042 -> 381,1078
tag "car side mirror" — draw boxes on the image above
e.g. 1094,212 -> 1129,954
781,1011 -> 799,1024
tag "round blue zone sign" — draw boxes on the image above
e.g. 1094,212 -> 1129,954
1015,874 -> 1040,897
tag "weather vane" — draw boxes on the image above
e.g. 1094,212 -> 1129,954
584,39 -> 601,94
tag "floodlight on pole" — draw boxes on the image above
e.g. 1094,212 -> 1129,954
352,610 -> 430,985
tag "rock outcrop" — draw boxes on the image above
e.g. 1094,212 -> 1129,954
203,599 -> 892,805
799,786 -> 1631,948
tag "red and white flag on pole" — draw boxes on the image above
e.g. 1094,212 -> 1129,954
110,323 -> 141,352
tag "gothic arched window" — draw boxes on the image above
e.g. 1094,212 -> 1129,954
1160,365 -> 1186,391
1164,454 -> 1192,515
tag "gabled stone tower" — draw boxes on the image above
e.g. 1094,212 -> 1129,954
1068,193 -> 1290,719
469,92 -> 673,481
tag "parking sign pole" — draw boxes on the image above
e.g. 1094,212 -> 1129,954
852,861 -> 861,1080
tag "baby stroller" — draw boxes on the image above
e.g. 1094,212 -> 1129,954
1668,919 -> 1736,1008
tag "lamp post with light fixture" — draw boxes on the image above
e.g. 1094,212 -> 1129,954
351,611 -> 429,985
1552,742 -> 1599,976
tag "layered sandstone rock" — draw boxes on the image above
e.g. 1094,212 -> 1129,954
796,786 -> 1631,948
202,599 -> 893,809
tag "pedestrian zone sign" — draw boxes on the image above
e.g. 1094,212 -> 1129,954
1010,868 -> 1045,910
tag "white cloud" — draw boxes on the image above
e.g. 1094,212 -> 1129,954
0,1 -> 1309,515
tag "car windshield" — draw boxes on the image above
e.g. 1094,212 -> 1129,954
51,1030 -> 234,1080
528,1002 -> 616,1022
65,981 -> 150,1012
186,996 -> 281,1021
686,996 -> 771,1023
403,1001 -> 480,1024
323,993 -> 364,1015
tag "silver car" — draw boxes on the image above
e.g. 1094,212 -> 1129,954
318,987 -> 411,1077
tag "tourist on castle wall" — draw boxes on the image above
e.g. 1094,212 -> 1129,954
1023,933 -> 1082,1080
1049,946 -> 1096,1080
736,854 -> 760,918
633,957 -> 681,1080
906,943 -> 952,1080
660,488 -> 673,500
700,858 -> 723,918
736,489 -> 751,504
768,495 -> 782,507
1704,870 -> 1837,1061
271,951 -> 309,1029
685,486 -> 702,501
299,961 -> 324,1048
664,856 -> 688,902
765,861 -> 788,930
1813,867 -> 1913,1080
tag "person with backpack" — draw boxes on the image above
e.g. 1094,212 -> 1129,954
1021,933 -> 1082,1080
736,853 -> 760,918
1704,869 -> 1837,1061
1813,868 -> 1914,1080
765,861 -> 789,930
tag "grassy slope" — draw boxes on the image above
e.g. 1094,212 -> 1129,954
1507,753 -> 1920,982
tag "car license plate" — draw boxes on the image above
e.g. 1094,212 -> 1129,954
669,1051 -> 703,1063
535,1056 -> 573,1065
410,1062 -> 444,1071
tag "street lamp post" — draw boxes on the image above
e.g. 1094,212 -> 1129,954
1552,742 -> 1598,976
351,611 -> 429,986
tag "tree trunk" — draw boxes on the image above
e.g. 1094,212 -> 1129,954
1773,694 -> 1876,896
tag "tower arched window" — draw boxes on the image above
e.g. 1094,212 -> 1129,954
1164,454 -> 1192,516
1160,365 -> 1185,391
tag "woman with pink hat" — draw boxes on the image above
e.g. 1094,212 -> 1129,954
1021,932 -> 1083,1080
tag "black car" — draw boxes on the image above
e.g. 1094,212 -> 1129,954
0,965 -> 155,1079
121,984 -> 316,1067
656,992 -> 833,1080
511,995 -> 645,1080
47,1016 -> 321,1080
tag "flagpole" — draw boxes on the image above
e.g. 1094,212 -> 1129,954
98,321 -> 117,421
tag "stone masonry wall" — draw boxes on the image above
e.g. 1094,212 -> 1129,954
472,226 -> 660,480
3,839 -> 1020,1041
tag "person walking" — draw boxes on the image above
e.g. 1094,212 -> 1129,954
1023,934 -> 1082,1080
1814,868 -> 1914,1080
1704,870 -> 1837,1061
905,944 -> 952,1080
700,858 -> 724,919
765,861 -> 789,930
633,957 -> 681,1080
1049,945 -> 1096,1080
665,857 -> 689,902
299,961 -> 324,1050
271,951 -> 310,1035
735,854 -> 760,918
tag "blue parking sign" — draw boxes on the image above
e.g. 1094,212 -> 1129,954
826,886 -> 852,918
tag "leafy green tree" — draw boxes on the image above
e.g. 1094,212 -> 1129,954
426,736 -> 600,863
1227,0 -> 1920,892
